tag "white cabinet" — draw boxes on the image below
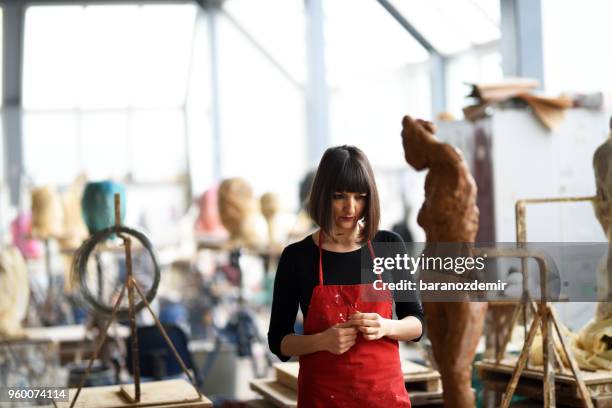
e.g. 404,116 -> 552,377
437,108 -> 610,243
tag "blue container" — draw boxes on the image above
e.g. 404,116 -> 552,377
81,181 -> 126,234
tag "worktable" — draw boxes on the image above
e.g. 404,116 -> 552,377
249,360 -> 444,407
476,358 -> 612,407
55,379 -> 212,408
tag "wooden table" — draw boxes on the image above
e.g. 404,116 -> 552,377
2,326 -> 92,366
24,324 -> 129,342
250,361 -> 444,407
0,325 -> 100,344
476,358 -> 612,407
22,324 -> 130,365
55,379 -> 212,408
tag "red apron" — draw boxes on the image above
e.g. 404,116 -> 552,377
297,235 -> 411,407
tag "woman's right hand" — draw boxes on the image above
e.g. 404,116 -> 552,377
320,322 -> 358,354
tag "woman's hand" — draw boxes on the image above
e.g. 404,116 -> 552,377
349,312 -> 390,341
320,321 -> 358,354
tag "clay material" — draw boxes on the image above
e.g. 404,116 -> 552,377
218,178 -> 266,248
592,116 -> 612,321
402,115 -> 487,408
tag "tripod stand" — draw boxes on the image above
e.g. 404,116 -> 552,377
65,194 -> 203,407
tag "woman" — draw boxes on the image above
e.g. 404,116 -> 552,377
268,145 -> 424,407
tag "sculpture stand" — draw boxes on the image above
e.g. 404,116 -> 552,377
64,194 -> 203,408
479,195 -> 598,408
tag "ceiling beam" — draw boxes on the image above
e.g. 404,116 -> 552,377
305,0 -> 329,167
500,0 -> 544,86
377,0 -> 447,115
2,0 -> 25,206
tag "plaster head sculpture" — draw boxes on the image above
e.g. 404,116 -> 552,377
218,178 -> 266,248
11,213 -> 42,259
59,175 -> 89,249
218,178 -> 253,239
31,185 -> 64,240
194,185 -> 226,236
260,192 -> 294,246
260,192 -> 280,222
0,246 -> 29,337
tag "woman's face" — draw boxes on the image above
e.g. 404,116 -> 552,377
331,192 -> 367,233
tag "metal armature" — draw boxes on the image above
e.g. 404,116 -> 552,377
65,194 -> 203,408
515,196 -> 597,346
472,247 -> 593,408
477,195 -> 598,408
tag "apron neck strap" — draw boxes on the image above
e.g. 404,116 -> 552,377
318,232 -> 324,286
317,231 -> 375,286
366,241 -> 375,259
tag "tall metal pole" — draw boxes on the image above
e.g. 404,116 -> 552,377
500,0 -> 544,86
305,0 -> 330,167
115,193 -> 140,401
206,2 -> 223,181
2,0 -> 25,206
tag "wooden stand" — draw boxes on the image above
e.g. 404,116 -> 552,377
63,194 -> 207,407
55,379 -> 212,408
473,246 -> 594,408
475,196 -> 600,408
512,197 -> 596,353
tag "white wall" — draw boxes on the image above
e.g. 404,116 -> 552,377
436,108 -> 609,242
542,0 -> 612,96
438,109 -> 609,328
330,64 -> 431,171
491,109 -> 608,243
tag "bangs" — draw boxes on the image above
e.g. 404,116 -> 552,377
308,145 -> 380,241
333,158 -> 370,193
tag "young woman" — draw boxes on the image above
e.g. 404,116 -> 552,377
268,145 -> 424,407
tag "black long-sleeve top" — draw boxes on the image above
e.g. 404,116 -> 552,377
268,230 -> 425,361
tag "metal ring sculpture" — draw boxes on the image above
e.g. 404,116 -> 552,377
73,226 -> 160,317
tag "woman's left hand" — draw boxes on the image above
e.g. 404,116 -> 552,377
349,312 -> 391,341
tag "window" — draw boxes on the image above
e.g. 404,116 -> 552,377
78,112 -> 130,181
21,4 -> 196,245
22,4 -> 196,185
324,0 -> 429,87
222,0 -> 305,85
389,0 -> 500,55
131,110 -> 187,182
324,0 -> 430,169
214,6 -> 307,209
185,12 -> 214,196
542,0 -> 612,94
386,0 -> 502,118
23,4 -> 197,110
23,112 -> 79,186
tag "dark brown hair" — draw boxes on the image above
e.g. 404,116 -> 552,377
308,145 -> 380,242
